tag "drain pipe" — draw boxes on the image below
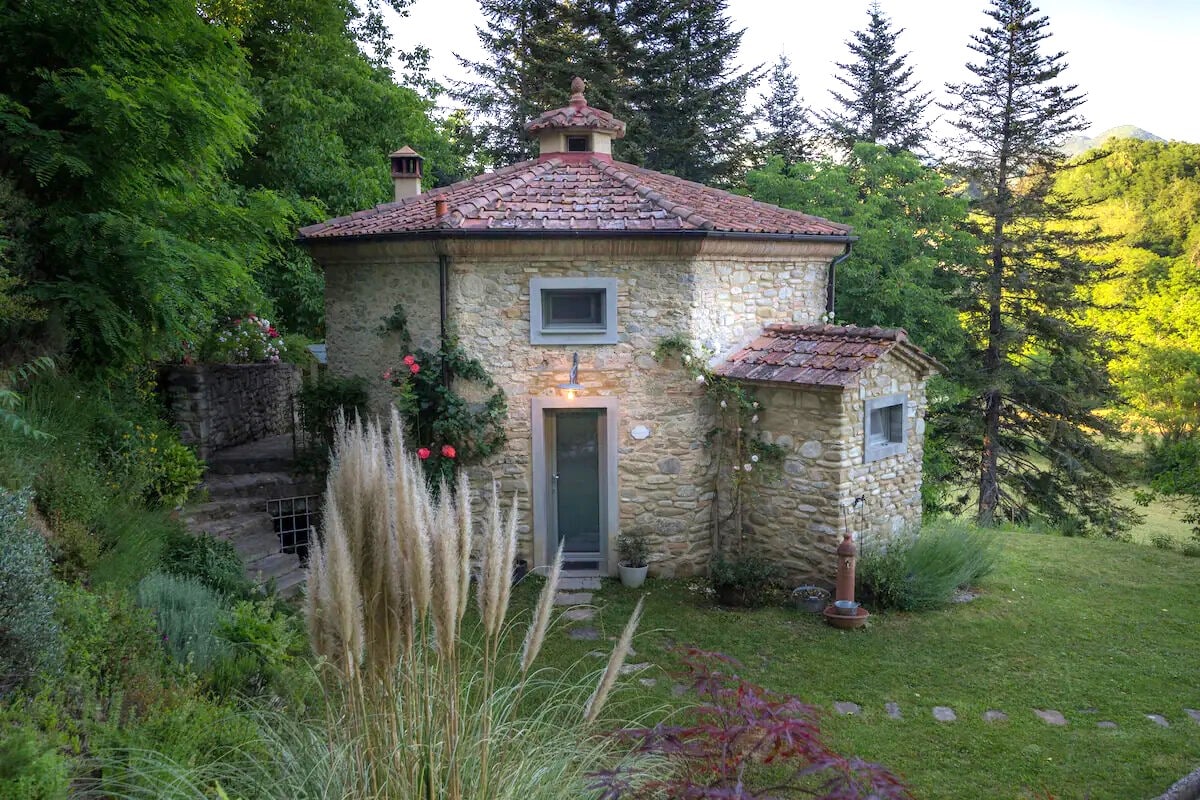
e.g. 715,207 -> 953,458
825,241 -> 854,319
436,248 -> 451,389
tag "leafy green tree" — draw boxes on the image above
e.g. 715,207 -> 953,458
623,0 -> 762,184
942,0 -> 1132,535
224,0 -> 451,336
820,2 -> 931,153
753,56 -> 814,168
0,0 -> 285,368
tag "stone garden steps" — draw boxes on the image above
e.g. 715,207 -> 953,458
183,437 -> 321,598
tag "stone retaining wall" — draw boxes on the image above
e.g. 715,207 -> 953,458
161,363 -> 300,459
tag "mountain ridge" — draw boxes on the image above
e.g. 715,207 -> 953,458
1062,125 -> 1165,157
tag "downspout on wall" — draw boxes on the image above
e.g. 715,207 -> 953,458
825,242 -> 854,318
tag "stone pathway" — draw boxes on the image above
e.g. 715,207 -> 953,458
823,701 -> 1195,731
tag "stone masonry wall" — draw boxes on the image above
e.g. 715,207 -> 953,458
162,363 -> 301,460
840,353 -> 929,544
315,237 -> 845,576
745,385 -> 849,586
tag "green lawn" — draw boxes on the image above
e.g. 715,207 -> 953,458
536,532 -> 1200,799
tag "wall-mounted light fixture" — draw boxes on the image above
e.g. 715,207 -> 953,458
557,351 -> 584,400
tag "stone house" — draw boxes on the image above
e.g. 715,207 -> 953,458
298,79 -> 939,582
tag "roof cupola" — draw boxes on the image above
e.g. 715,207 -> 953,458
524,77 -> 626,161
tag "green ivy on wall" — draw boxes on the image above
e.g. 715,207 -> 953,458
653,334 -> 787,556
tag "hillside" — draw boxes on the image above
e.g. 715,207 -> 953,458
1062,125 -> 1165,156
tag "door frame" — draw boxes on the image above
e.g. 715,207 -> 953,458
531,396 -> 619,576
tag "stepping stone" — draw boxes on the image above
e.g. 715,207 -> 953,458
1097,721 -> 1119,729
932,706 -> 957,723
983,710 -> 1008,723
568,627 -> 600,641
1147,714 -> 1170,728
555,591 -> 593,606
834,701 -> 861,716
1185,709 -> 1200,725
563,607 -> 595,622
1034,709 -> 1067,726
561,577 -> 601,591
672,683 -> 688,697
638,678 -> 657,688
1078,707 -> 1099,714
885,702 -> 902,720
587,650 -> 607,659
619,662 -> 652,675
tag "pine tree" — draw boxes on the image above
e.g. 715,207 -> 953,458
753,56 -> 813,169
820,2 -> 930,153
454,0 -> 580,166
942,0 -> 1133,535
623,0 -> 761,185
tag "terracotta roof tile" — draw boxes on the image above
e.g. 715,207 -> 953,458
713,324 -> 941,389
298,158 -> 851,241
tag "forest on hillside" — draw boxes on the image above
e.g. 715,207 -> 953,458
2,0 -> 1199,797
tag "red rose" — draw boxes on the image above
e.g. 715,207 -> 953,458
382,369 -> 392,381
268,327 -> 278,338
403,354 -> 416,365
417,447 -> 431,460
409,362 -> 420,374
441,444 -> 456,459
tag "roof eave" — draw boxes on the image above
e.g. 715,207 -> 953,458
297,228 -> 857,246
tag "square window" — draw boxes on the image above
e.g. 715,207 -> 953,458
567,135 -> 590,152
864,394 -> 907,463
530,278 -> 618,345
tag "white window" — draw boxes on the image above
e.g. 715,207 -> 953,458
530,277 -> 618,345
865,393 -> 907,463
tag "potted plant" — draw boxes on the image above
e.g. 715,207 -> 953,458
792,585 -> 830,613
617,530 -> 650,588
709,552 -> 784,608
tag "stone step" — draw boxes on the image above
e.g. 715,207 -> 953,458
195,511 -> 275,541
183,495 -> 268,527
231,530 -> 286,564
206,453 -> 299,476
246,550 -> 304,584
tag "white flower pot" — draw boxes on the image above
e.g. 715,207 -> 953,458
618,563 -> 648,588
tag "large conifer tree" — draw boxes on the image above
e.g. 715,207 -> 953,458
753,56 -> 814,169
623,0 -> 761,184
820,2 -> 930,153
943,0 -> 1132,534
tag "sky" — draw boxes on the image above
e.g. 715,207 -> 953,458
387,0 -> 1200,144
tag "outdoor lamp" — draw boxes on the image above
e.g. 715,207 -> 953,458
558,351 -> 584,400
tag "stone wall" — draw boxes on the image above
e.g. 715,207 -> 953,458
746,385 -> 848,586
162,363 -> 301,460
840,352 -> 929,543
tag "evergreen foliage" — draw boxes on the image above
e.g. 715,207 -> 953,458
753,56 -> 814,168
0,488 -> 62,692
942,0 -> 1132,535
820,2 -> 931,153
457,0 -> 759,184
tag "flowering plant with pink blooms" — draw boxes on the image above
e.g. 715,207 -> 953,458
380,302 -> 508,485
199,313 -> 286,364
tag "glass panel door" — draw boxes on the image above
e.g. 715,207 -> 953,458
551,410 -> 603,558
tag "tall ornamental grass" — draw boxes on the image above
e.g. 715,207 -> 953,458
858,520 -> 1001,611
302,409 -> 645,799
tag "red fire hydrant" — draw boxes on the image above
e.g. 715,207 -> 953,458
835,532 -> 857,604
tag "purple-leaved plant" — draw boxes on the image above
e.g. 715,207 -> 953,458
591,648 -> 911,800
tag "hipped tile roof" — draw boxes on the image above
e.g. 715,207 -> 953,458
297,157 -> 851,240
714,324 -> 941,389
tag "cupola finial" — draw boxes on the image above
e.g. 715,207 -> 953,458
569,76 -> 586,108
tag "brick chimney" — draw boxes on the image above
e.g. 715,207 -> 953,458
389,146 -> 423,201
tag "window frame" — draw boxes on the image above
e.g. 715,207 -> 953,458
530,277 -> 618,345
864,393 -> 907,463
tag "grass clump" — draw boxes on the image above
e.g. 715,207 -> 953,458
0,487 -> 61,692
858,520 -> 1000,611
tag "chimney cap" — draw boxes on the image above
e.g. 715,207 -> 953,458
569,76 -> 586,108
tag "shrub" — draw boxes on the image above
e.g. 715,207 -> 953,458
208,599 -> 306,696
1182,543 -> 1200,558
106,422 -> 203,508
0,487 -> 61,692
617,530 -> 649,568
162,532 -> 249,597
135,572 -> 232,674
858,521 -> 1000,612
709,551 -> 785,607
295,373 -> 369,463
90,507 -> 180,588
592,648 -> 910,799
0,725 -> 71,800
1150,533 -> 1177,550
197,314 -> 286,364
